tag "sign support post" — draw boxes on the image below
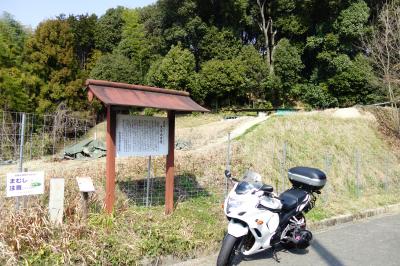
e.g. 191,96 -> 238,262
165,111 -> 175,214
82,191 -> 89,219
106,105 -> 116,214
76,177 -> 95,219
146,156 -> 151,207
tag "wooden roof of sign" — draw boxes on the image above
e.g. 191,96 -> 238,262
86,79 -> 209,112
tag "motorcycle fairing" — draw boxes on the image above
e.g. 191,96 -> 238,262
241,213 -> 280,255
227,219 -> 249,238
226,211 -> 280,255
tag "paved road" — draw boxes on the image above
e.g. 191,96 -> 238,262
173,213 -> 400,266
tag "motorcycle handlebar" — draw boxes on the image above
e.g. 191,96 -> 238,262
224,170 -> 239,182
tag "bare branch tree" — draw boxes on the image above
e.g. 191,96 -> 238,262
256,0 -> 277,74
364,1 -> 400,133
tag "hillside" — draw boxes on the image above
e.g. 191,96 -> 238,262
1,109 -> 399,264
234,109 -> 400,219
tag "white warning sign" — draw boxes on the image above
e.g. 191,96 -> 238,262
116,115 -> 169,157
6,171 -> 45,197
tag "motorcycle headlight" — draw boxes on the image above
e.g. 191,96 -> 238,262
226,197 -> 244,213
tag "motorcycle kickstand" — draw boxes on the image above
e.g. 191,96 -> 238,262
271,244 -> 281,263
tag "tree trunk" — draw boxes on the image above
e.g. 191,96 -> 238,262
257,0 -> 277,75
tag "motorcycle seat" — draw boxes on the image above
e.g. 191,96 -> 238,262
279,189 -> 308,210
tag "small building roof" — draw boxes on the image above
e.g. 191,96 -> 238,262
86,79 -> 209,112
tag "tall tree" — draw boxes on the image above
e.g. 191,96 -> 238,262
94,7 -> 125,53
146,44 -> 196,91
25,18 -> 83,112
194,58 -> 246,107
236,45 -> 268,102
198,26 -> 241,62
252,0 -> 277,74
90,52 -> 140,84
67,14 -> 98,68
0,13 -> 39,111
117,9 -> 152,82
272,38 -> 304,105
0,12 -> 28,67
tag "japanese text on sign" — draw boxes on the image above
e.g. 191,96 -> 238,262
116,115 -> 169,157
6,171 -> 45,197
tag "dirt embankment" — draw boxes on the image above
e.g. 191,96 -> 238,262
361,106 -> 400,154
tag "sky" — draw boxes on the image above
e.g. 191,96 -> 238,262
0,0 -> 156,29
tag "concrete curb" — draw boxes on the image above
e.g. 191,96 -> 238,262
309,203 -> 400,231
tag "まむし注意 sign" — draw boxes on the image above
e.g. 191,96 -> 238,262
116,115 -> 169,157
6,171 -> 45,197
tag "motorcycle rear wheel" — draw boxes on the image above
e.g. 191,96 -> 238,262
281,213 -> 308,250
216,234 -> 242,266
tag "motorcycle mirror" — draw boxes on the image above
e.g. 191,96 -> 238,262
260,184 -> 273,193
224,170 -> 232,178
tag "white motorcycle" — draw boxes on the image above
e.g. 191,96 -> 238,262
217,167 -> 327,266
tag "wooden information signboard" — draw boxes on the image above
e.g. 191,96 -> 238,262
116,115 -> 168,157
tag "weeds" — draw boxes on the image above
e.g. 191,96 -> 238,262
0,110 -> 400,264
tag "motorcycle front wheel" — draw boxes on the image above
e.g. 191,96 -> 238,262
216,234 -> 242,266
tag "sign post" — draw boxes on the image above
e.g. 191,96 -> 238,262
76,177 -> 95,219
165,111 -> 175,214
146,156 -> 151,207
49,178 -> 65,225
105,105 -> 116,214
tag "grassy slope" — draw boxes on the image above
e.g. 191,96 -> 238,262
236,113 -> 400,220
1,111 -> 400,264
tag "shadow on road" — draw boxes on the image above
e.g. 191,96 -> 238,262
311,239 -> 345,266
235,245 -> 308,264
230,239 -> 344,265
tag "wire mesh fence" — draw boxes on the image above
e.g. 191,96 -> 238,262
0,110 -> 93,163
108,139 -> 400,207
0,110 -> 94,209
1,111 -> 400,212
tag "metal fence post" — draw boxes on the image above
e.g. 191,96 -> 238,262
322,153 -> 332,203
283,141 -> 287,191
29,114 -> 33,160
225,133 -> 231,198
355,149 -> 361,197
146,156 -> 152,207
52,115 -> 57,157
384,154 -> 389,192
0,111 -> 4,158
16,113 -> 26,210
279,141 -> 287,194
41,115 -> 45,157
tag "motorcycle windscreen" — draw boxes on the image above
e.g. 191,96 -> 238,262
235,171 -> 263,194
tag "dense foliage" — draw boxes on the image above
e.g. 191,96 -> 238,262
0,0 -> 395,113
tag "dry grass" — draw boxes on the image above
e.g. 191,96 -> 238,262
176,117 -> 248,149
1,110 -> 400,264
175,113 -> 222,128
236,112 -> 400,218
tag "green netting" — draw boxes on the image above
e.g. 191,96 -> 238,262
64,139 -> 106,159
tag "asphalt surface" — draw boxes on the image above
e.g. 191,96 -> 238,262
173,213 -> 400,266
